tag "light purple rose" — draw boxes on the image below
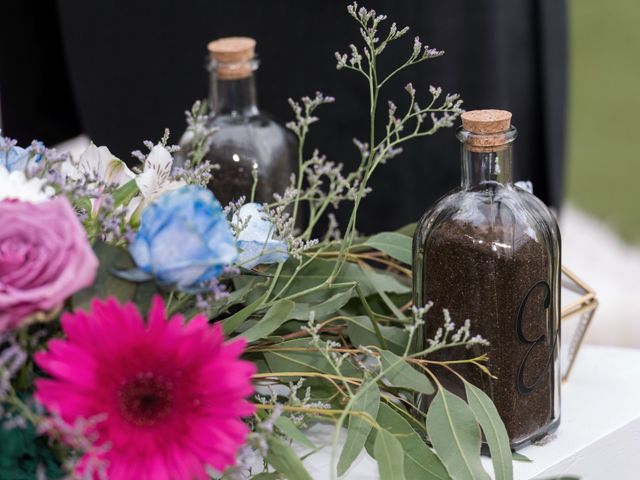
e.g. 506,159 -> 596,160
0,197 -> 98,331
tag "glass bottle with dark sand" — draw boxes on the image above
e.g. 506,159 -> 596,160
177,37 -> 295,206
413,110 -> 561,449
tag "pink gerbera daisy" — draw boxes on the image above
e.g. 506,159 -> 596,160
35,296 -> 256,480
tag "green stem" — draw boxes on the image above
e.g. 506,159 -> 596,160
262,262 -> 284,305
291,116 -> 310,227
330,37 -> 381,283
166,289 -> 175,311
250,164 -> 259,203
355,284 -> 388,350
273,281 -> 356,306
270,254 -> 319,302
4,392 -> 40,426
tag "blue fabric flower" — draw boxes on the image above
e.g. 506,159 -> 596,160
233,203 -> 289,269
130,186 -> 237,290
0,143 -> 42,171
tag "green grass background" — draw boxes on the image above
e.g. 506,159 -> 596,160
567,0 -> 640,244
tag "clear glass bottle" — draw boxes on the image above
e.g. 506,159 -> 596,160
413,110 -> 561,449
178,37 -> 295,206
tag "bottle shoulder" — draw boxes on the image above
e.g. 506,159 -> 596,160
177,110 -> 295,169
208,112 -> 294,148
414,183 -> 560,255
208,111 -> 287,134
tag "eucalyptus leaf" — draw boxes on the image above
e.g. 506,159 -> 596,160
379,350 -> 434,395
395,222 -> 417,237
227,278 -> 261,304
211,278 -> 263,319
222,292 -> 268,335
232,275 -> 269,304
111,178 -> 139,208
538,477 -> 580,480
347,316 -> 409,355
251,474 -> 282,480
357,265 -> 410,296
512,452 -> 532,463
464,381 -> 513,480
266,435 -> 313,480
359,264 -> 407,320
71,242 -> 137,310
289,287 -> 355,321
264,338 -> 361,378
241,300 -> 295,343
374,428 -> 406,480
344,292 -> 412,319
426,389 -> 490,480
263,257 -> 408,305
74,196 -> 92,213
367,404 -> 449,480
338,382 -> 381,476
133,280 -> 161,316
364,232 -> 412,264
275,415 -> 316,449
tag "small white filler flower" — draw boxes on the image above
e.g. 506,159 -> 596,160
0,166 -> 55,203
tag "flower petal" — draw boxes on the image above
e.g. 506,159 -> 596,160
232,202 -> 289,269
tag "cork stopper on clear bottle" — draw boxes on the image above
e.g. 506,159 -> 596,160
207,37 -> 257,80
458,109 -> 517,151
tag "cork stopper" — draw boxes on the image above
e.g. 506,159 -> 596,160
207,37 -> 256,80
460,109 -> 514,151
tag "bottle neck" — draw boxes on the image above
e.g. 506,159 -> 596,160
461,143 -> 513,188
208,70 -> 259,116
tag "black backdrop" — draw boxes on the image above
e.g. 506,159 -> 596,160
0,0 -> 566,233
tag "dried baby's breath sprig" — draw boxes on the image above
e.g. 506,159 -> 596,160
224,195 -> 247,224
251,1 -> 464,341
194,277 -> 231,315
131,129 -> 180,168
285,92 -> 335,138
0,332 -> 27,404
181,101 -> 219,168
324,213 -> 342,241
38,413 -> 111,480
329,2 -> 465,279
172,159 -> 217,186
425,309 -> 490,351
172,105 -> 220,186
405,302 -> 432,336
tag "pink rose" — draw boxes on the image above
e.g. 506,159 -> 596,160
0,197 -> 98,331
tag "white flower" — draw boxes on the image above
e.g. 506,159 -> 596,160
515,180 -> 533,194
128,145 -> 185,223
0,166 -> 54,203
134,145 -> 184,199
232,203 -> 289,269
61,143 -> 134,187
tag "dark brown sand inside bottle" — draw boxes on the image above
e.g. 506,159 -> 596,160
207,149 -> 255,206
421,219 -> 555,444
194,124 -> 293,207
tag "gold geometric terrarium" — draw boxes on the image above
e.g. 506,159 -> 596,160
560,266 -> 598,381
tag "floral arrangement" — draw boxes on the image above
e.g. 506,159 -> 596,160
0,4 -> 520,480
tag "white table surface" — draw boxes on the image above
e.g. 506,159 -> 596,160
301,345 -> 640,479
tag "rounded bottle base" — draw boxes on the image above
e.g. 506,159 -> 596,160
478,416 -> 561,455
